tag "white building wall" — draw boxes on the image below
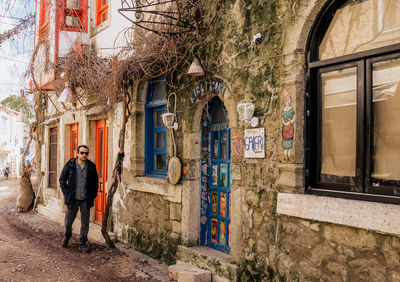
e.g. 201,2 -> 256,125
0,107 -> 27,177
89,0 -> 133,57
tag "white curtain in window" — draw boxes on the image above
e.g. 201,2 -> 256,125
372,58 -> 400,181
320,0 -> 400,60
321,68 -> 357,177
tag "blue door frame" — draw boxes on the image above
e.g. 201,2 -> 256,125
200,97 -> 231,254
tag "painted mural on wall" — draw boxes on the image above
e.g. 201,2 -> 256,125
182,160 -> 198,180
232,131 -> 243,159
281,88 -> 295,160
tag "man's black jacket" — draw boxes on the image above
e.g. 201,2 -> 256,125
59,158 -> 99,208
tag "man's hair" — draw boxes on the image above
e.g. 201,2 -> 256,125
77,145 -> 89,153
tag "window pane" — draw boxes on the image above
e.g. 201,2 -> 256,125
213,102 -> 226,124
72,132 -> 77,154
99,130 -> 103,178
155,110 -> 166,127
66,0 -> 80,9
44,2 -> 50,23
155,132 -> 166,148
320,67 -> 357,184
212,131 -> 218,159
155,154 -> 166,170
320,0 -> 400,60
152,80 -> 167,100
49,128 -> 58,188
101,11 -> 107,22
65,16 -> 81,27
220,131 -> 227,160
371,57 -> 400,185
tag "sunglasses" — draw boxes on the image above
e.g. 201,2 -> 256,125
79,151 -> 89,155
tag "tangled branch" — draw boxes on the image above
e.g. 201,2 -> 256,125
0,13 -> 34,47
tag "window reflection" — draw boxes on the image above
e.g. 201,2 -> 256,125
319,0 -> 400,60
155,110 -> 166,127
320,67 -> 357,184
221,131 -> 227,160
155,132 -> 166,148
212,132 -> 219,159
371,58 -> 400,185
155,154 -> 166,170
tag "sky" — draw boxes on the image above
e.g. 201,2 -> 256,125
0,0 -> 35,101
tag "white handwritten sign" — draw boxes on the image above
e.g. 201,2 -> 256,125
244,128 -> 265,158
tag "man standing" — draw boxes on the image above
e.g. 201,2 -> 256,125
59,145 -> 99,253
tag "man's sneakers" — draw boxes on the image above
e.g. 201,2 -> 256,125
61,237 -> 69,248
79,243 -> 90,253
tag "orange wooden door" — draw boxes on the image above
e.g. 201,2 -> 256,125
95,120 -> 108,224
70,123 -> 78,159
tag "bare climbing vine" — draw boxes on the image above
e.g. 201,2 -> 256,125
30,0 -> 226,248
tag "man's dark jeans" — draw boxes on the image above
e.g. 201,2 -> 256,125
64,200 -> 90,244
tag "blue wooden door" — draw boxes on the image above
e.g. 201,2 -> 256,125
200,97 -> 231,254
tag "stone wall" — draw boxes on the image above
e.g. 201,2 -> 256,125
113,187 -> 182,264
109,0 -> 400,280
277,216 -> 400,281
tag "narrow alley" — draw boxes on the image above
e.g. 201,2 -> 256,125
0,179 -> 172,281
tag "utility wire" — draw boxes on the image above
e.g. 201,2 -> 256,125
0,56 -> 30,64
0,15 -> 30,20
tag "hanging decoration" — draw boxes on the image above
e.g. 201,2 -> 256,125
118,0 -> 195,35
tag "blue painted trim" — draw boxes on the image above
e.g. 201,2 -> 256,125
202,97 -> 231,254
146,173 -> 168,179
145,77 -> 168,177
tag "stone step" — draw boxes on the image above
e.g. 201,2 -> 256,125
175,245 -> 238,282
169,263 -> 211,282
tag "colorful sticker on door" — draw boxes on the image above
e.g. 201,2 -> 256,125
220,192 -> 226,216
201,185 -> 208,214
220,221 -> 226,245
282,88 -> 295,160
211,191 -> 218,214
212,164 -> 218,186
220,164 -> 227,187
211,219 -> 218,243
213,132 -> 219,159
221,131 -> 228,160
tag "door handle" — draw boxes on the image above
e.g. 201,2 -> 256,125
98,180 -> 103,193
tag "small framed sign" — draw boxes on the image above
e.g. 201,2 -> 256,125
244,128 -> 265,158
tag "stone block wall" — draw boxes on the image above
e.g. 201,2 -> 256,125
113,188 -> 182,264
108,1 -> 400,281
276,216 -> 400,281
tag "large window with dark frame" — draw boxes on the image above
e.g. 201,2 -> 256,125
145,77 -> 168,177
306,0 -> 400,204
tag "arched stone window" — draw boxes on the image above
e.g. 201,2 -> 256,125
306,0 -> 400,203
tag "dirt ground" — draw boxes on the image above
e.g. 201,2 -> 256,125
0,179 -> 173,282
